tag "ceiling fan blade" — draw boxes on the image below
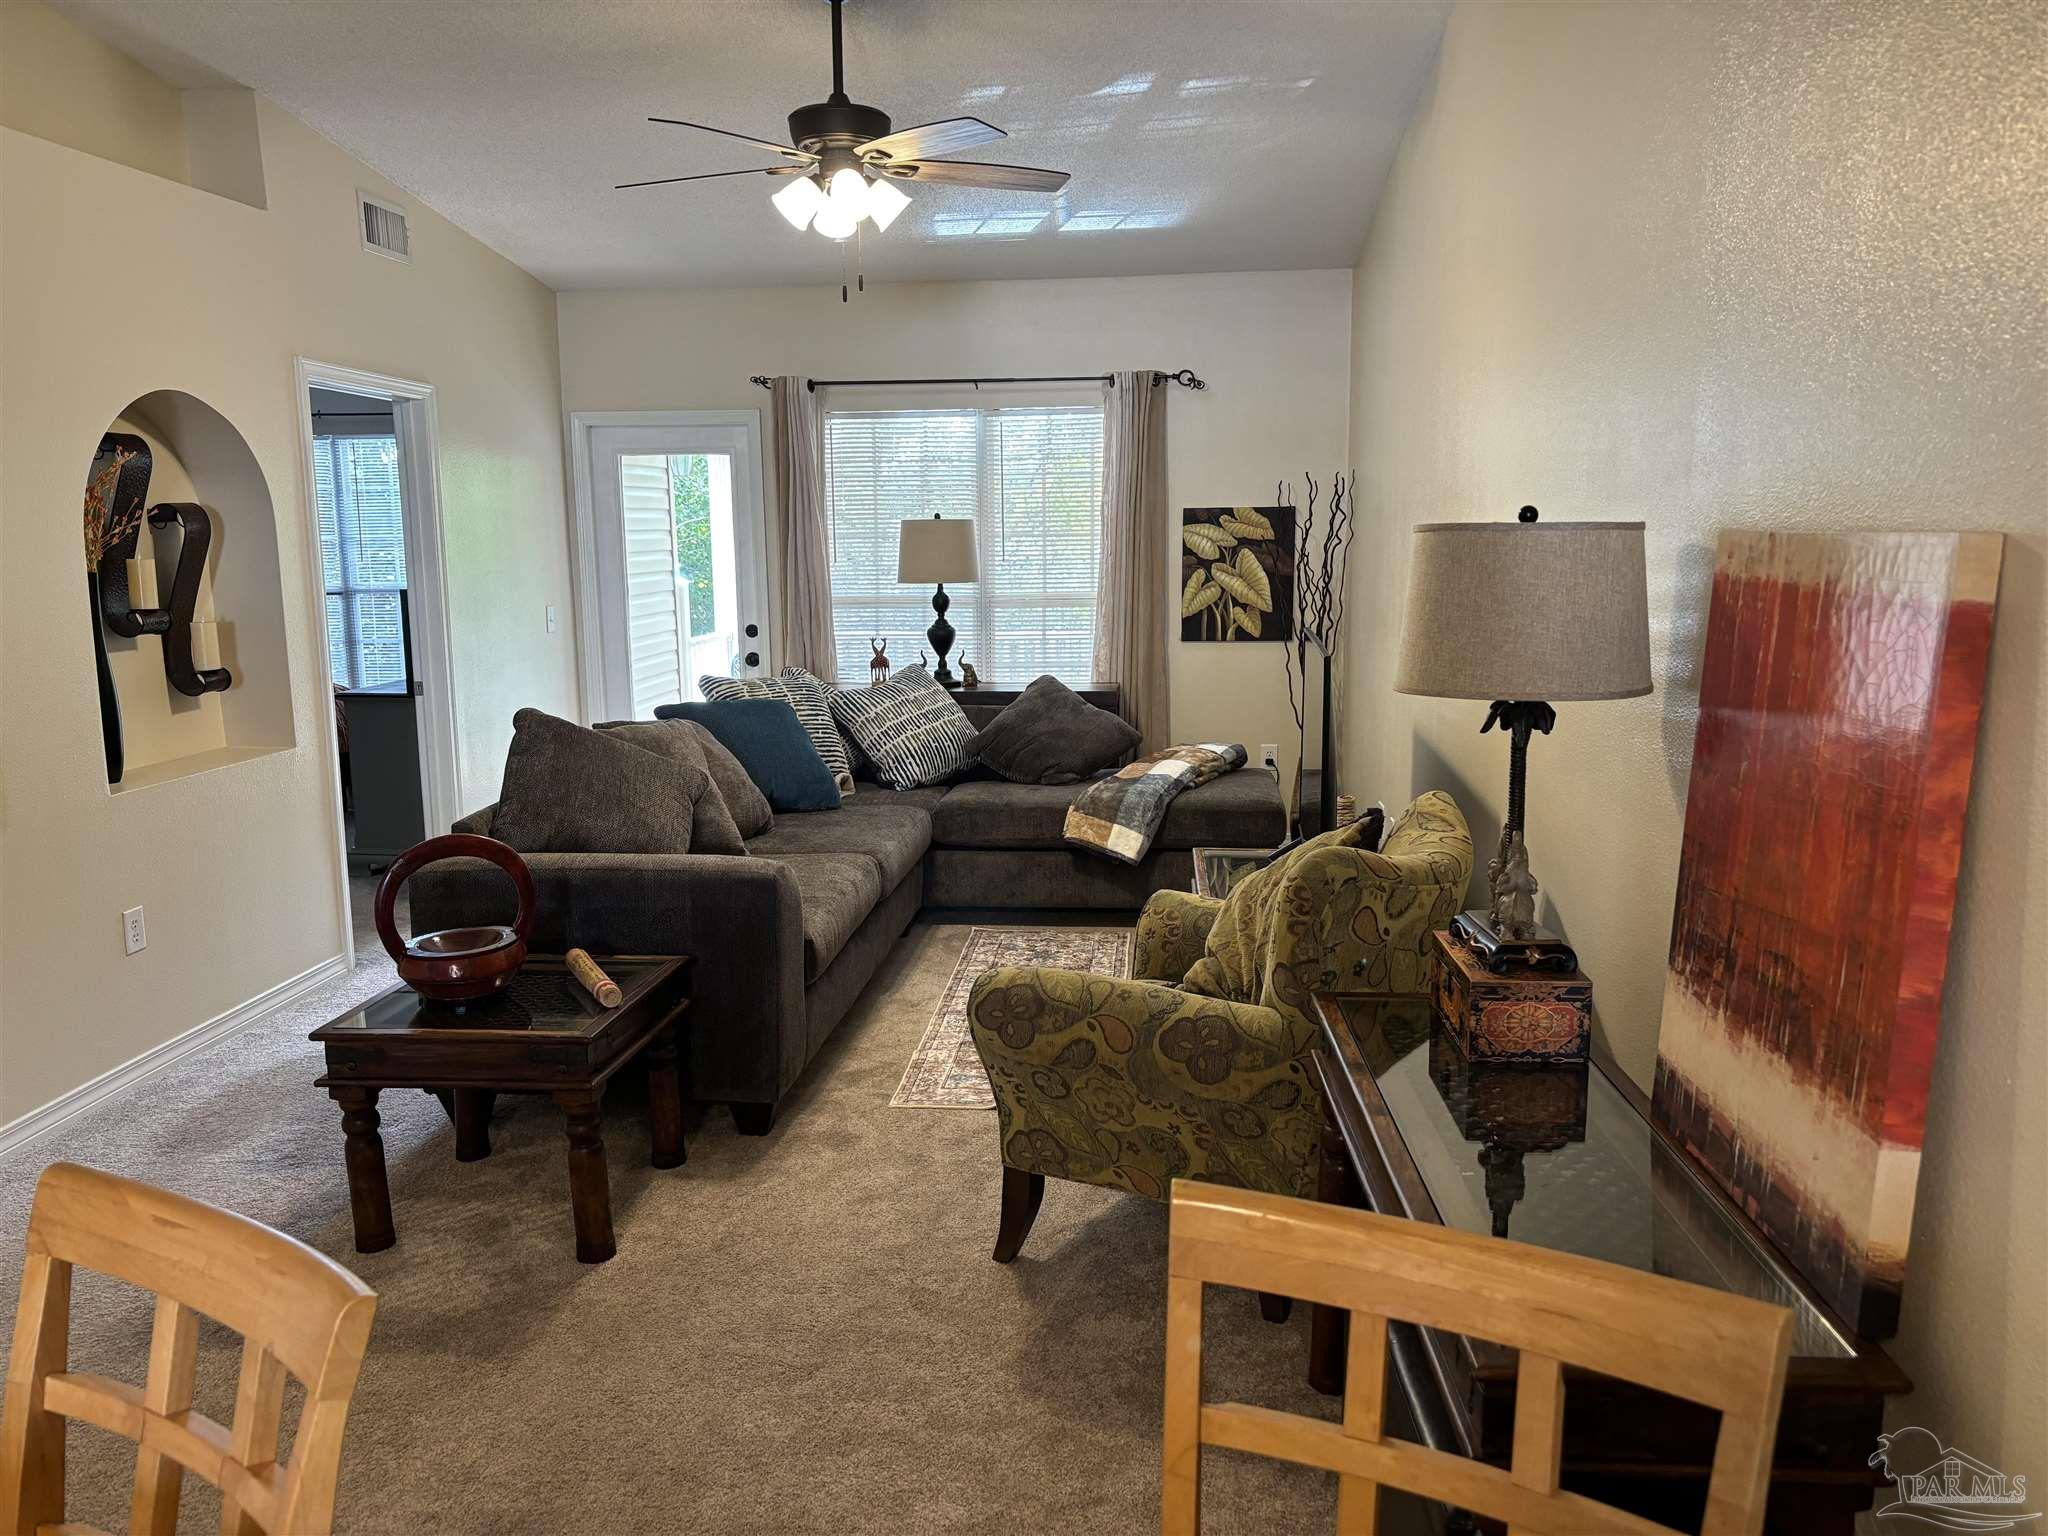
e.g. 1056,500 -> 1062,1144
859,116 -> 1005,164
647,116 -> 816,161
616,166 -> 799,191
895,160 -> 1071,193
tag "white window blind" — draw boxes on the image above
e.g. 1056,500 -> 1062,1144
314,435 -> 408,690
823,405 -> 1104,685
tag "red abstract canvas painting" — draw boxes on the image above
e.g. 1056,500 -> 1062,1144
1652,530 -> 2001,1340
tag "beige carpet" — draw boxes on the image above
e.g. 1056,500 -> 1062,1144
0,919 -> 1356,1534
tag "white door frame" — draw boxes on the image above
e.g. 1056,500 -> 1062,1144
293,358 -> 462,965
567,409 -> 771,721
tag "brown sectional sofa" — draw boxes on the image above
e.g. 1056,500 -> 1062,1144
409,708 -> 1287,1133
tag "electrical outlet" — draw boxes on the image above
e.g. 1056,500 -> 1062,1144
122,906 -> 146,956
545,603 -> 559,634
1258,743 -> 1280,778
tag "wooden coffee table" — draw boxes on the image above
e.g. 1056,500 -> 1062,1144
312,954 -> 692,1264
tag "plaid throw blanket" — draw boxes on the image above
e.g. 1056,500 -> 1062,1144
1063,743 -> 1248,865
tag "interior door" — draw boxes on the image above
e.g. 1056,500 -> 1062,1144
586,421 -> 770,721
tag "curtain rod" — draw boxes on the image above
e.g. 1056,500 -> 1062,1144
747,369 -> 1205,393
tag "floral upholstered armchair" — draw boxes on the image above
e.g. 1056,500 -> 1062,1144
966,790 -> 1473,1267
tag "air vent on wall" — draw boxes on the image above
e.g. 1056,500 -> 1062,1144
357,190 -> 411,263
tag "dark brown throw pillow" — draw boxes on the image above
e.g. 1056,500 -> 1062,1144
678,722 -> 773,839
494,709 -> 702,855
594,718 -> 748,855
966,675 -> 1143,785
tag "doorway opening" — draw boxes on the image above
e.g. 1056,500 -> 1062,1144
296,360 -> 457,968
570,412 -> 772,721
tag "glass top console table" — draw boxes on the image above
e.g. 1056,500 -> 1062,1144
1308,994 -> 1910,1535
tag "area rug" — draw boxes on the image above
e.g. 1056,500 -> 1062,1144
890,926 -> 1132,1108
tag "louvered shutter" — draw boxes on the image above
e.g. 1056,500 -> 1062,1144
822,405 -> 1103,685
619,454 -> 686,717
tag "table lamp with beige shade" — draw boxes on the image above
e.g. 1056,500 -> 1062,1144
1394,506 -> 1652,974
897,514 -> 978,687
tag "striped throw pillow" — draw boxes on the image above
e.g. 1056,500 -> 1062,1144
699,671 -> 853,795
828,666 -> 975,790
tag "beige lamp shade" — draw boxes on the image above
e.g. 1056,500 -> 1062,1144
1393,519 -> 1652,701
897,516 -> 979,584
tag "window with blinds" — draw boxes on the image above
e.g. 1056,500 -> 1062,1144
823,405 -> 1105,686
314,435 -> 408,689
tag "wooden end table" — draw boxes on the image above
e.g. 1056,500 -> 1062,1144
1307,993 -> 1911,1535
312,955 -> 691,1264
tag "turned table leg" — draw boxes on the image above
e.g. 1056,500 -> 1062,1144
645,1025 -> 687,1170
1309,1107 -> 1357,1395
555,1088 -> 616,1264
331,1086 -> 395,1253
453,1089 -> 496,1162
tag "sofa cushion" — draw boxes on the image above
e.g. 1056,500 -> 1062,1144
829,666 -> 976,789
931,772 -> 1285,851
492,708 -> 704,855
657,698 -> 841,812
745,798 -> 933,889
593,718 -> 746,855
680,722 -> 773,838
763,852 -> 884,981
853,780 -> 949,812
966,675 -> 1141,785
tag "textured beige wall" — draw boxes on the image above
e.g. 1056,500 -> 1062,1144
1346,0 -> 2044,1495
0,0 -> 189,182
557,271 -> 1354,790
0,98 -> 574,1125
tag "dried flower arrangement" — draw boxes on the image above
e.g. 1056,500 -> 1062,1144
83,446 -> 144,572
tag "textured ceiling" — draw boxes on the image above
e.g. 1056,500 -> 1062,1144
54,0 -> 1450,291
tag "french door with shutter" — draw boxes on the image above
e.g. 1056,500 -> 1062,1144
579,416 -> 771,722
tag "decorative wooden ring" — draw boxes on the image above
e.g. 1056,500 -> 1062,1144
374,834 -> 538,1001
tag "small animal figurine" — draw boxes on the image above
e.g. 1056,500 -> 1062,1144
1497,833 -> 1541,937
958,657 -> 980,689
869,637 -> 890,685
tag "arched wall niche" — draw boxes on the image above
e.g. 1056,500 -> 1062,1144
86,389 -> 296,791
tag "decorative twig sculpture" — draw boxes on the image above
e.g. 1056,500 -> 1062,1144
1281,471 -> 1356,835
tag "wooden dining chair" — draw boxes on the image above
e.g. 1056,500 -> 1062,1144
1162,1181 -> 1793,1536
1,1162 -> 378,1535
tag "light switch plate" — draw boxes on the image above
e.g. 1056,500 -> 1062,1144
122,906 -> 146,955
545,603 -> 559,634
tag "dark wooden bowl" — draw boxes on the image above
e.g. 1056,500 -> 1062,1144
374,834 -> 537,1001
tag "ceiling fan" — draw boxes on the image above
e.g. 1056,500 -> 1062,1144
616,0 -> 1072,243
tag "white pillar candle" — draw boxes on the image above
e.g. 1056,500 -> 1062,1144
126,557 -> 159,608
190,620 -> 221,671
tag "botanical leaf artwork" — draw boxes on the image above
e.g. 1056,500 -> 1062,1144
1180,506 -> 1294,642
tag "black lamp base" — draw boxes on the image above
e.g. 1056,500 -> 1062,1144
926,584 -> 958,687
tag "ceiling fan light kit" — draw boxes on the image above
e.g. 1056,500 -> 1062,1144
621,0 -> 1070,273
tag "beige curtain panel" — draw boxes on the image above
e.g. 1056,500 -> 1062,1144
771,375 -> 837,683
1094,371 -> 1171,752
